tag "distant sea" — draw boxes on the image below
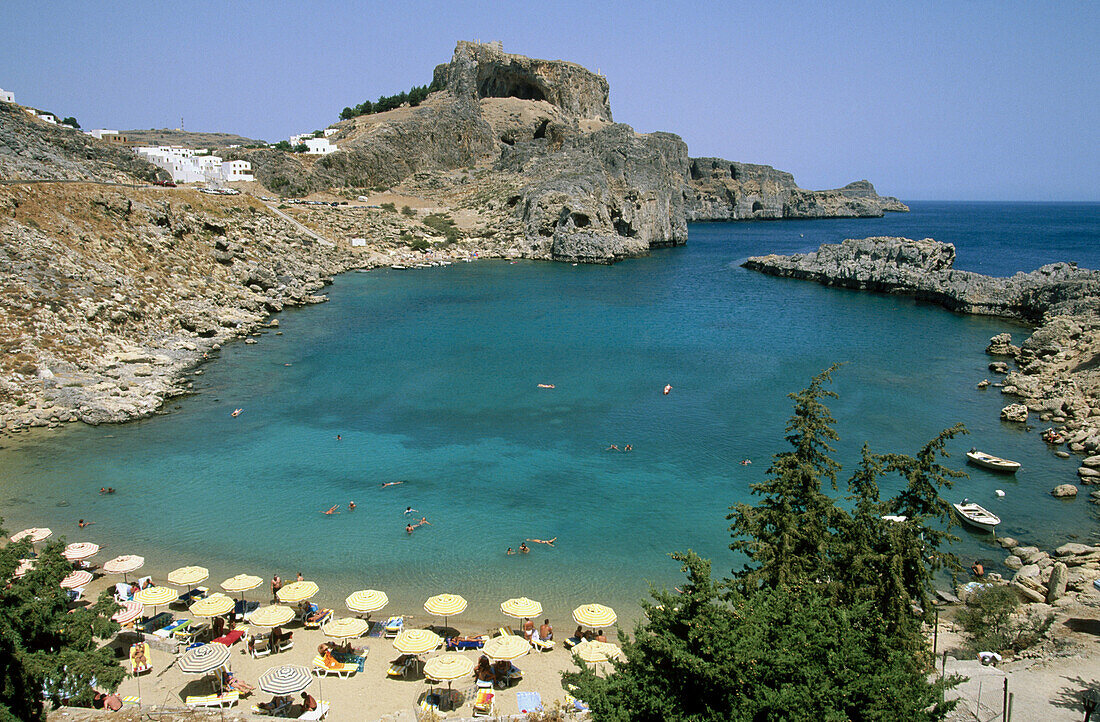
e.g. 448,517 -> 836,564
2,202 -> 1097,626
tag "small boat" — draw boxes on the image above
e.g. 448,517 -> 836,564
966,449 -> 1020,473
881,514 -> 908,523
953,501 -> 1001,532
537,384 -> 555,389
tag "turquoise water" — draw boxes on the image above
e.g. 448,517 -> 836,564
2,202 -> 1098,625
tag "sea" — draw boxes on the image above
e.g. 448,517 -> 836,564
1,201 -> 1098,626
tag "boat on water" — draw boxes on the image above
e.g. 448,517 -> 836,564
953,501 -> 1001,532
966,449 -> 1021,473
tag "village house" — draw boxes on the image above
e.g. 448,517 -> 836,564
133,145 -> 253,184
0,87 -> 14,103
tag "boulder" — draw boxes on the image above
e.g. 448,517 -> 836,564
1046,562 -> 1069,603
989,361 -> 1010,374
1083,455 -> 1100,468
1056,543 -> 1099,556
1014,564 -> 1041,583
986,333 -> 1020,356
996,537 -> 1019,549
1012,582 -> 1047,604
977,379 -> 990,389
1003,555 -> 1023,570
1001,404 -> 1029,423
1052,484 -> 1078,498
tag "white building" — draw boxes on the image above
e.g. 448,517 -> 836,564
87,129 -> 119,139
0,88 -> 14,103
36,113 -> 57,124
323,128 -> 338,137
304,137 -> 336,154
134,146 -> 253,184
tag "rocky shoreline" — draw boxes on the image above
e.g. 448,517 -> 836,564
743,237 -> 1100,458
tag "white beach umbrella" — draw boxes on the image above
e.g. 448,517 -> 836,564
346,589 -> 388,615
63,542 -> 100,561
10,527 -> 52,543
61,570 -> 93,589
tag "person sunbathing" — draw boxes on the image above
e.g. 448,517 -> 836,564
257,695 -> 291,714
131,645 -> 148,669
223,669 -> 254,695
525,537 -> 557,546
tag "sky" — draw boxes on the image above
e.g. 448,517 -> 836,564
2,1 -> 1097,201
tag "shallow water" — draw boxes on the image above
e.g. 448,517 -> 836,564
2,202 -> 1097,625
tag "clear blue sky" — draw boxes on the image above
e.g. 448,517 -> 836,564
3,1 -> 1097,200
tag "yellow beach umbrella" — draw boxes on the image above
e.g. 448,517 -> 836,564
573,603 -> 616,628
12,559 -> 35,579
500,597 -> 543,620
189,593 -> 235,618
11,527 -> 52,543
63,542 -> 100,561
135,586 -> 179,609
346,589 -> 388,615
249,604 -> 295,628
482,634 -> 530,661
221,574 -> 263,594
322,617 -> 369,639
392,628 -> 443,655
276,580 -> 318,603
424,593 -> 467,630
423,653 -> 474,706
168,566 -> 209,586
573,640 -> 623,664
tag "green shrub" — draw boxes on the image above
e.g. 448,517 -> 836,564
273,140 -> 291,152
292,143 -> 307,153
409,237 -> 430,251
380,202 -> 396,212
423,213 -> 461,243
956,585 -> 1054,653
401,205 -> 415,217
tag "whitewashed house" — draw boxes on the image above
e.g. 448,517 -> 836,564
133,146 -> 252,184
304,137 -> 336,154
220,160 -> 254,181
36,113 -> 57,124
0,88 -> 14,103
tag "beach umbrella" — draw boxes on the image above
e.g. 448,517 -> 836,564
423,653 -> 474,708
61,570 -> 93,589
10,527 -> 52,543
62,542 -> 100,561
168,565 -> 209,588
482,634 -> 530,661
135,586 -> 179,614
500,597 -> 542,620
573,640 -> 623,664
276,580 -> 318,603
345,589 -> 388,615
257,665 -> 312,696
103,555 -> 144,582
189,593 -> 235,618
572,603 -> 616,628
249,604 -> 295,628
12,559 -> 35,579
112,600 -> 144,625
221,574 -> 263,604
423,593 -> 467,631
392,628 -> 443,655
322,617 -> 369,640
179,642 -> 231,675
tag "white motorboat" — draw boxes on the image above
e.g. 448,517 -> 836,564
953,501 -> 1001,532
966,449 -> 1020,474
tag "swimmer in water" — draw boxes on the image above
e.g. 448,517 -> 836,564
506,547 -> 515,555
231,408 -> 243,417
381,481 -> 405,488
624,445 -> 632,452
404,507 -> 417,515
605,445 -> 620,452
740,459 -> 752,465
348,501 -> 356,511
78,519 -> 94,528
323,505 -> 339,515
518,543 -> 529,554
663,384 -> 672,395
525,537 -> 557,546
336,435 -> 341,441
405,524 -> 415,534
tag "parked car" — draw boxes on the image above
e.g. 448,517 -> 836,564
153,179 -> 177,187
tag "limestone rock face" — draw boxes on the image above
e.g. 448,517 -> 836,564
1051,484 -> 1078,498
986,333 -> 1021,356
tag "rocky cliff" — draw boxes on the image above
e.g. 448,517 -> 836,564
743,237 -> 1100,453
685,157 -> 907,220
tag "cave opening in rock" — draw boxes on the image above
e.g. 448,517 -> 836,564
478,74 -> 547,103
752,201 -> 764,212
533,119 -> 550,140
730,165 -> 739,180
570,212 -> 590,228
506,195 -> 521,208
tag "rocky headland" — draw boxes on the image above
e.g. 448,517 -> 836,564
743,237 -> 1100,457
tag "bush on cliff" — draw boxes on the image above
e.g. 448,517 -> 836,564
0,520 -> 124,719
339,84 -> 432,120
956,585 -> 1054,653
564,367 -> 963,720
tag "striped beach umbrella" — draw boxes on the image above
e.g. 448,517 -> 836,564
322,617 -> 369,639
424,593 -> 467,630
573,640 -> 623,664
189,594 -> 235,618
249,604 -> 295,628
572,603 -> 616,628
276,581 -> 318,603
346,589 -> 388,614
112,600 -> 144,625
483,634 -> 529,662
10,527 -> 52,543
423,653 -> 474,703
61,570 -> 93,589
135,586 -> 179,612
103,555 -> 144,581
221,574 -> 263,593
501,597 -> 542,620
168,566 -> 209,586
12,559 -> 35,579
179,642 -> 231,675
257,665 -> 312,695
392,628 -> 443,655
63,542 -> 100,561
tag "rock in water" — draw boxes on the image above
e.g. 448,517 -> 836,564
986,333 -> 1020,356
1052,484 -> 1078,498
1001,404 -> 1029,423
1046,562 -> 1069,602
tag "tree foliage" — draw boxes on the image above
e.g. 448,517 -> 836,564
339,84 -> 432,120
0,521 -> 123,720
566,368 -> 965,720
956,585 -> 1053,653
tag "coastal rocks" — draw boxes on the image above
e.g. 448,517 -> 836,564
997,537 -> 1019,549
1003,555 -> 1024,570
1083,455 -> 1100,468
1052,484 -> 1078,498
1047,562 -> 1070,602
1001,404 -> 1029,423
977,379 -> 990,389
1056,543 -> 1099,556
1078,466 -> 1100,481
986,333 -> 1021,356
989,361 -> 1010,374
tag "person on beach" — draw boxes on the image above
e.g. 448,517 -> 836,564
522,618 -> 534,639
971,562 -> 985,577
595,629 -> 607,642
270,626 -> 286,649
526,537 -> 556,546
348,501 -> 356,511
381,481 -> 405,488
271,574 -> 282,600
78,519 -> 93,528
131,644 -> 148,670
222,668 -> 255,696
404,506 -> 417,515
475,655 -> 494,683
299,691 -> 317,714
540,619 -> 553,640
519,543 -> 529,553
506,547 -> 515,555
257,695 -> 291,714
296,572 -> 304,582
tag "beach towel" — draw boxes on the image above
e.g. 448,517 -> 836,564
367,620 -> 386,637
213,629 -> 245,646
517,691 -> 542,714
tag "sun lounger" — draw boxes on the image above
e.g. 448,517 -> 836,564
495,626 -> 518,638
235,599 -> 260,621
139,612 -> 173,635
249,633 -> 272,658
114,582 -> 132,602
277,634 -> 294,652
175,621 -> 208,642
212,629 -> 245,647
311,654 -> 357,678
66,587 -> 85,603
154,618 -> 190,638
517,691 -> 543,714
185,690 -> 240,709
250,698 -> 292,717
121,696 -> 141,707
564,636 -> 582,649
129,643 -> 151,675
298,702 -> 329,720
472,690 -> 494,717
530,636 -> 554,652
387,653 -> 418,679
445,635 -> 487,651
176,587 -> 207,605
304,608 -> 332,629
383,616 -> 404,637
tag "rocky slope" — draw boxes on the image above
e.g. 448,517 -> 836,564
0,101 -> 164,183
743,237 -> 1100,454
